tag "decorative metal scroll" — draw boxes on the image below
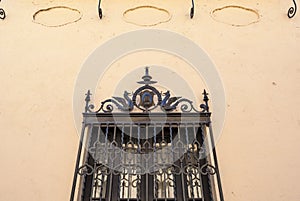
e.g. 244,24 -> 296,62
77,163 -> 217,200
85,67 -> 209,113
288,0 -> 297,18
98,0 -> 102,19
190,0 -> 195,18
97,0 -> 195,20
77,163 -> 216,177
0,0 -> 5,20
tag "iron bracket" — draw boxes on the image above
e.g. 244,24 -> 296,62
98,0 -> 102,19
190,0 -> 194,18
288,0 -> 297,18
0,0 -> 5,20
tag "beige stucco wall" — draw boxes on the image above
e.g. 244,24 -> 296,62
1,0 -> 300,201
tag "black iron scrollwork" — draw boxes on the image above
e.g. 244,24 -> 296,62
78,163 -> 218,177
78,164 -> 112,177
190,0 -> 195,18
200,163 -> 217,175
78,164 -> 94,176
0,0 -> 6,20
288,0 -> 297,18
0,8 -> 5,19
98,0 -> 102,19
99,91 -> 134,112
85,67 -> 210,113
161,91 -> 181,111
161,92 -> 197,113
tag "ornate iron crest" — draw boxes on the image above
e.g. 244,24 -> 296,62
85,67 -> 210,113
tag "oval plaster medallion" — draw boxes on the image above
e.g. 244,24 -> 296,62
123,5 -> 171,27
211,5 -> 260,27
33,6 -> 82,27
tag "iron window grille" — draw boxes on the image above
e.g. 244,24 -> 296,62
70,67 -> 224,201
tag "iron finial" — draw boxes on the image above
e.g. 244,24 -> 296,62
85,90 -> 92,112
202,89 -> 209,112
137,67 -> 157,85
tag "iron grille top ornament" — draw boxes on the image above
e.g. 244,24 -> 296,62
85,67 -> 209,113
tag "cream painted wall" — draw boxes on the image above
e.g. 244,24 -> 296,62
0,0 -> 300,201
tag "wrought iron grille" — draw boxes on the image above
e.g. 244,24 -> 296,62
70,67 -> 224,201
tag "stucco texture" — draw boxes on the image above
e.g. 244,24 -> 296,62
0,0 -> 300,201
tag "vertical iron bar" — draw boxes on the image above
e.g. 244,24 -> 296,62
121,173 -> 125,198
112,173 -> 121,201
91,162 -> 97,199
170,125 -> 177,201
154,125 -> 158,201
106,173 -> 112,201
105,123 -> 109,164
70,121 -> 87,201
128,174 -> 131,200
83,126 -> 98,201
180,165 -> 187,201
91,125 -> 101,200
117,173 -> 121,201
194,123 -> 203,200
199,124 -> 212,201
100,174 -> 105,200
208,124 -> 224,201
137,174 -> 141,201
188,169 -> 193,199
146,174 -> 149,201
178,125 -> 187,201
163,171 -> 166,200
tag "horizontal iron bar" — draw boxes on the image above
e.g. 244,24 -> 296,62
83,112 -> 211,124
